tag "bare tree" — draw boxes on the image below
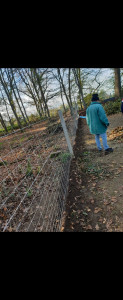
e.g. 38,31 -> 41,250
72,68 -> 86,109
0,113 -> 8,133
0,69 -> 22,130
33,68 -> 50,118
10,69 -> 30,124
17,68 -> 43,119
0,86 -> 14,130
5,69 -> 28,126
57,68 -> 73,115
114,68 -> 121,99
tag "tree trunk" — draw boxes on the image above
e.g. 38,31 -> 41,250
18,69 -> 43,119
5,69 -> 28,126
26,69 -> 44,116
0,71 -> 22,130
30,69 -> 44,115
0,87 -> 15,130
10,69 -> 30,124
33,69 -> 50,118
77,68 -> 83,110
68,68 -> 72,107
57,68 -> 73,115
0,113 -> 8,133
60,82 -> 67,115
114,68 -> 121,99
72,68 -> 86,109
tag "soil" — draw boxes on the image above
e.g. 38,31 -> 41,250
0,113 -> 74,232
62,113 -> 123,232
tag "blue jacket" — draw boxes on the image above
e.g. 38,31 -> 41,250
86,102 -> 109,134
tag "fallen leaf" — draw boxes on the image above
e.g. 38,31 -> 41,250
8,227 -> 13,232
94,207 -> 102,214
106,220 -> 112,229
111,197 -> 117,203
86,225 -> 93,230
99,217 -> 103,222
87,208 -> 91,212
61,226 -> 65,232
95,224 -> 99,230
83,211 -> 88,216
103,199 -> 111,205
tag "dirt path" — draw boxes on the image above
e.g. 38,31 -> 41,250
62,113 -> 123,232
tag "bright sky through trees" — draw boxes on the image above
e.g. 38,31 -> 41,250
0,68 -> 115,121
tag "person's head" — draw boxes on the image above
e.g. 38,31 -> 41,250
91,94 -> 99,102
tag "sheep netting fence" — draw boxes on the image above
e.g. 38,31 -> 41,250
0,108 -> 78,232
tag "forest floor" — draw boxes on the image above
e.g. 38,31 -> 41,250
62,112 -> 123,232
0,114 -> 74,232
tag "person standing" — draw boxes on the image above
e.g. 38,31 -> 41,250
86,94 -> 113,155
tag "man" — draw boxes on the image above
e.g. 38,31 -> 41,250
86,94 -> 113,155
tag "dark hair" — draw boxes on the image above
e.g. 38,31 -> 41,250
91,94 -> 99,101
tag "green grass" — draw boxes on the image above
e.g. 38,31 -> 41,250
59,152 -> 71,163
0,123 -> 21,136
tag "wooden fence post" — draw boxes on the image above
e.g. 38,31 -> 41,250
58,110 -> 74,156
71,107 -> 78,131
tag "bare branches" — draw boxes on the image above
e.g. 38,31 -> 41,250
0,68 -> 117,134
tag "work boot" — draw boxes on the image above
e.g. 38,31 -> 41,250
105,148 -> 113,155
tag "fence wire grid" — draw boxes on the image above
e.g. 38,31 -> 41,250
0,107 -> 78,232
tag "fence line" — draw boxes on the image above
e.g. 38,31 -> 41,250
0,106 -> 78,232
0,120 -> 62,191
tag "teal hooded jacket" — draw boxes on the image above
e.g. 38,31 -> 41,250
86,102 -> 109,134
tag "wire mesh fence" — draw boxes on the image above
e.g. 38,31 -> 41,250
0,106 -> 78,232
